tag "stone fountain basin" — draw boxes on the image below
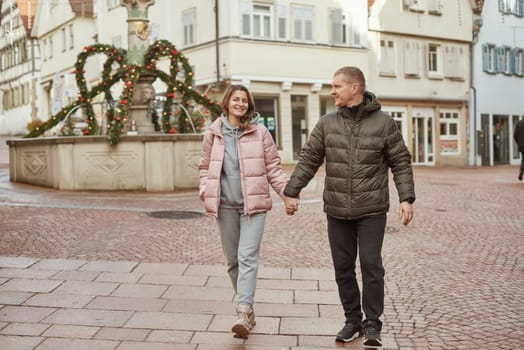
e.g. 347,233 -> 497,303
7,134 -> 203,191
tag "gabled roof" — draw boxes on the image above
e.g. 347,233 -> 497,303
69,0 -> 94,17
15,0 -> 37,35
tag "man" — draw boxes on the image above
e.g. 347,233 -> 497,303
514,116 -> 524,181
284,66 -> 415,348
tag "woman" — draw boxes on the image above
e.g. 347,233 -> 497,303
198,85 -> 288,339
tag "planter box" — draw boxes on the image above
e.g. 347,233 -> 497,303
7,134 -> 203,191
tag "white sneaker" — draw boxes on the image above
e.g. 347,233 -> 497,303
231,305 -> 256,339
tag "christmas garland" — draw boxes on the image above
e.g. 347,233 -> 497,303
25,40 -> 222,145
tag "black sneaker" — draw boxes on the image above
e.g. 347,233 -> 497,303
519,172 -> 523,181
363,320 -> 382,348
335,321 -> 362,343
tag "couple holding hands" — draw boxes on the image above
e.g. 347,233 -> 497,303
198,66 -> 415,348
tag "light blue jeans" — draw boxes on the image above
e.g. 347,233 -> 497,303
217,207 -> 266,307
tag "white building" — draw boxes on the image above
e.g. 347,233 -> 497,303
471,0 -> 524,166
132,0 -> 368,163
0,0 -> 39,135
368,0 -> 474,167
30,0 -> 97,128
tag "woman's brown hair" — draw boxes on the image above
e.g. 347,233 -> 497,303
221,84 -> 257,130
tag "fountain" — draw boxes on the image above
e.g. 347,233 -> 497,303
7,0 -> 221,191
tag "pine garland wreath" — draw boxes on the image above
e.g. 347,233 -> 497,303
25,40 -> 222,145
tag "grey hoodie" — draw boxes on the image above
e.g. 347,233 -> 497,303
219,113 -> 260,208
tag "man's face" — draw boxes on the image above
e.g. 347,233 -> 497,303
331,74 -> 359,107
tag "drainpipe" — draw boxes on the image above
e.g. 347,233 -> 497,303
215,0 -> 220,83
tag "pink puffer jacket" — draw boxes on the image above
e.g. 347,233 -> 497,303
199,118 -> 288,217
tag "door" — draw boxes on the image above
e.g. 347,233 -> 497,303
291,95 -> 307,160
493,115 -> 510,165
412,114 -> 434,165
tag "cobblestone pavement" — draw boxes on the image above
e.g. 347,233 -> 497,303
0,136 -> 523,349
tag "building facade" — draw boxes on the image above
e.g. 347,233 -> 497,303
0,0 -> 38,135
368,0 -> 474,167
472,0 -> 524,166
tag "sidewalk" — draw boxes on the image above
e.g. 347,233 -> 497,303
1,136 -> 523,349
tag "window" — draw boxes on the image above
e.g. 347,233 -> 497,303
403,40 -> 421,77
69,24 -> 74,49
49,36 -> 53,59
482,43 -> 496,73
513,48 -> 524,76
253,5 -> 271,38
239,2 -> 276,39
291,5 -> 314,42
427,43 -> 442,77
61,27 -> 66,52
42,39 -> 47,61
329,9 -> 344,45
183,9 -> 195,46
444,45 -> 465,80
504,47 -> 513,74
403,0 -> 426,13
379,39 -> 396,76
428,0 -> 443,15
440,111 -> 460,154
275,4 -> 287,40
107,0 -> 120,9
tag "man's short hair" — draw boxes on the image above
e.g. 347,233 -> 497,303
334,66 -> 366,92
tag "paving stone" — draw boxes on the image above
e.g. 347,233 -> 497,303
0,322 -> 50,336
318,280 -> 337,291
116,342 -> 196,350
133,263 -> 188,275
257,278 -> 318,291
0,305 -> 56,323
280,317 -> 343,336
0,335 -> 44,350
24,292 -> 94,308
35,338 -> 119,350
96,272 -> 143,283
80,260 -> 138,273
0,278 -> 62,293
0,291 -> 33,305
42,325 -> 100,338
291,268 -> 335,281
245,334 -> 298,346
163,300 -> 235,315
111,283 -> 168,298
0,257 -> 38,268
146,330 -> 193,343
190,331 -> 243,345
54,280 -> 119,296
95,327 -> 150,341
30,259 -> 87,271
162,286 -> 234,301
254,303 -> 319,318
42,308 -> 133,327
204,276 -> 230,288
52,270 -> 101,281
139,274 -> 207,286
0,268 -> 57,279
254,288 -> 294,304
183,265 -> 227,277
0,278 -> 7,285
294,290 -> 340,305
258,266 -> 291,280
124,312 -> 212,331
86,296 -> 167,312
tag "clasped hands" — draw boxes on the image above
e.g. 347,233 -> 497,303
284,196 -> 299,216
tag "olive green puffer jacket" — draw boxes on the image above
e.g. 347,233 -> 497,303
284,92 -> 415,220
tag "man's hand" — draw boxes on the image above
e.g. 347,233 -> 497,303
284,196 -> 299,216
399,201 -> 414,226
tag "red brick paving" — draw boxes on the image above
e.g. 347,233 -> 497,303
1,136 -> 523,349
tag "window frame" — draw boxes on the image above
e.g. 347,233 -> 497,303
291,4 -> 314,43
183,8 -> 196,47
439,110 -> 461,155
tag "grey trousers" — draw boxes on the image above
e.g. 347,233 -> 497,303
217,207 -> 266,307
